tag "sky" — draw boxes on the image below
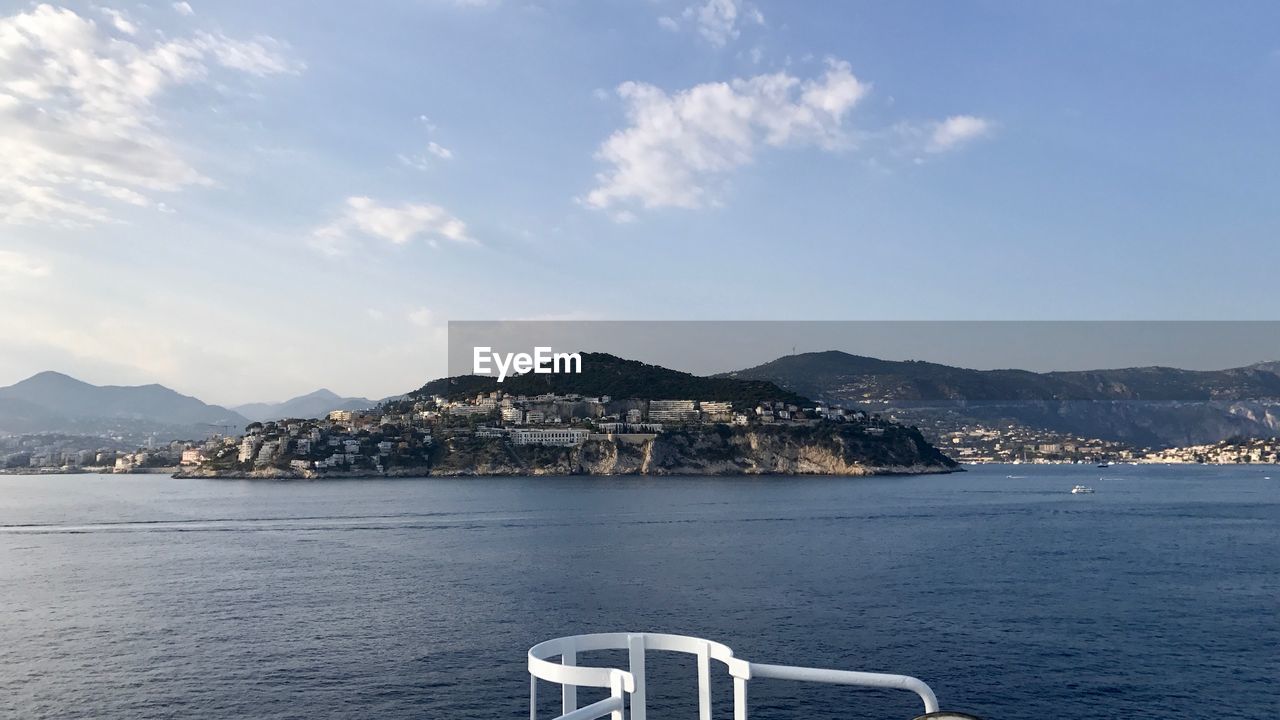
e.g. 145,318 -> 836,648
0,0 -> 1277,404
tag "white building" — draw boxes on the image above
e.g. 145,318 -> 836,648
699,401 -> 734,422
238,437 -> 262,463
509,428 -> 590,447
255,440 -> 279,466
648,400 -> 697,423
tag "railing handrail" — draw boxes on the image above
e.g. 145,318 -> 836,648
528,632 -> 944,720
552,696 -> 624,720
749,662 -> 939,713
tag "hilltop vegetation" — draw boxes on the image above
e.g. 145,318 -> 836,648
413,352 -> 809,409
724,351 -> 1280,403
724,351 -> 1280,447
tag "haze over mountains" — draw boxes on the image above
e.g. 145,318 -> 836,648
0,371 -> 248,437
0,373 -> 374,439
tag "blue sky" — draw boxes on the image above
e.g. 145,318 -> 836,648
0,0 -> 1277,403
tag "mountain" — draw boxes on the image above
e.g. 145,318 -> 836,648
233,389 -> 376,422
723,351 -> 1280,403
412,352 -> 810,408
723,351 -> 1280,447
0,371 -> 247,438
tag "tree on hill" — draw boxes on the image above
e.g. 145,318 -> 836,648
410,352 -> 809,408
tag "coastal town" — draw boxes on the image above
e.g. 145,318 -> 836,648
913,419 -> 1138,464
7,384 -> 1280,475
178,390 -> 885,476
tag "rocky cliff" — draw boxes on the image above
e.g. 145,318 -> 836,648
178,424 -> 957,479
427,424 -> 957,477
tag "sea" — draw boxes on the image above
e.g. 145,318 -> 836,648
0,464 -> 1275,719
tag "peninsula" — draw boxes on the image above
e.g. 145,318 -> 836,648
175,353 -> 958,479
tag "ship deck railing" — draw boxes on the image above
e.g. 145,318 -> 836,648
528,632 -> 965,720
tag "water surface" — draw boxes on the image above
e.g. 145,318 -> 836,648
1,465 -> 1275,718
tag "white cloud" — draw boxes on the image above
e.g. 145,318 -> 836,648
399,118 -> 452,169
928,115 -> 991,152
193,32 -> 300,76
0,249 -> 50,277
99,8 -> 137,35
675,0 -> 765,48
312,196 -> 475,255
398,141 -> 453,170
407,307 -> 434,327
657,16 -> 679,32
584,59 -> 867,213
172,2 -> 195,16
0,4 -> 301,227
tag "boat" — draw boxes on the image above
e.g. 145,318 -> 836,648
1071,485 -> 1095,494
527,632 -> 981,720
1097,462 -> 1110,468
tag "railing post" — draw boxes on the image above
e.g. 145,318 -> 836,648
627,634 -> 647,720
733,677 -> 749,720
609,672 -> 625,720
697,641 -> 712,720
562,641 -> 577,715
530,674 -> 537,720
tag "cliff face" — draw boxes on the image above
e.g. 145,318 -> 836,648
178,424 -> 958,479
428,424 -> 957,477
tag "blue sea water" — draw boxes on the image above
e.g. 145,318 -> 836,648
0,465 -> 1276,719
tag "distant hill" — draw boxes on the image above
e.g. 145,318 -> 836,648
412,352 -> 809,408
724,351 -> 1280,403
234,389 -> 376,422
0,371 -> 247,438
722,351 -> 1280,446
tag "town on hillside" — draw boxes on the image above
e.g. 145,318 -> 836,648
7,391 -> 1280,474
180,391 -> 879,476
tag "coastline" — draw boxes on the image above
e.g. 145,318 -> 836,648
173,461 -> 962,480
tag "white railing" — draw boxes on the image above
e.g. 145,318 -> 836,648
528,632 -> 958,720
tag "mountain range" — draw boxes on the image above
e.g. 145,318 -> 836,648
723,351 -> 1280,446
0,373 -> 376,440
0,371 -> 248,438
233,389 -> 376,423
8,351 -> 1280,448
723,352 -> 1280,403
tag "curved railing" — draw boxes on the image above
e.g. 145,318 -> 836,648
528,632 -> 961,720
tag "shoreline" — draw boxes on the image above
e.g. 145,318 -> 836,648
173,462 -> 963,480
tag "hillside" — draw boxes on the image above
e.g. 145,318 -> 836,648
724,351 -> 1280,447
413,352 -> 809,408
0,371 -> 247,438
724,351 -> 1280,403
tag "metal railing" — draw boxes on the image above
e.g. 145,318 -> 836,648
527,632 -> 952,720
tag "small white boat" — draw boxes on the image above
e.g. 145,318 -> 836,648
1071,485 -> 1095,494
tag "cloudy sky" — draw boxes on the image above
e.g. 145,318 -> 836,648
1,1 -> 1277,404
